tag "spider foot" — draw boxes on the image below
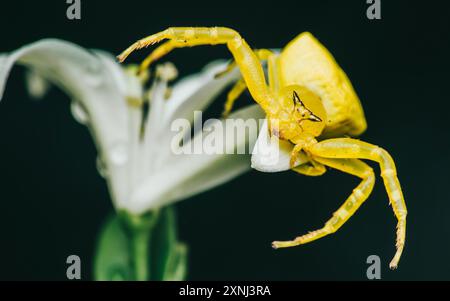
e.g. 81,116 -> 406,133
118,32 -> 166,63
389,218 -> 406,269
272,228 -> 330,249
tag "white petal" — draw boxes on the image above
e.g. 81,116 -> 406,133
142,77 -> 168,173
92,50 -> 129,97
94,50 -> 145,191
162,60 -> 240,126
0,39 -> 131,207
251,119 -> 308,172
125,104 -> 264,214
148,61 -> 242,170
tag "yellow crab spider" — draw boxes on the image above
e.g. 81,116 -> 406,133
118,27 -> 407,269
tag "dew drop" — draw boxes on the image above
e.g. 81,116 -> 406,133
108,142 -> 129,166
70,101 -> 89,124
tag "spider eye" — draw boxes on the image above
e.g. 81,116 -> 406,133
308,114 -> 322,122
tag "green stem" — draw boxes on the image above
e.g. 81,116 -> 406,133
120,210 -> 160,281
130,227 -> 152,281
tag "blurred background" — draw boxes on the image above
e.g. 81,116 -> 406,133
0,0 -> 449,280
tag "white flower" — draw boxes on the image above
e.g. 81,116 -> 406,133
0,39 -> 264,214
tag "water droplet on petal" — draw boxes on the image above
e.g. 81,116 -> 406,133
96,156 -> 108,178
71,101 -> 89,124
109,142 -> 128,166
25,69 -> 50,100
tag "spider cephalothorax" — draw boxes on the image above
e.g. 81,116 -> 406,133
119,27 -> 407,269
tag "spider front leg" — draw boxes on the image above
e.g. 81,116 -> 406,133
221,49 -> 276,117
273,158 -> 375,253
308,138 -> 407,269
138,41 -> 176,74
118,27 -> 276,113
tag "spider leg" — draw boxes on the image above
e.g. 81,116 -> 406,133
289,143 -> 305,167
222,78 -> 247,118
273,158 -> 375,252
118,27 -> 276,113
307,138 -> 407,269
214,60 -> 237,79
293,159 -> 326,176
289,135 -> 318,167
138,41 -> 176,74
221,49 -> 276,117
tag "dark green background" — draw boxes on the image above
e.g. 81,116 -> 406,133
0,0 -> 449,280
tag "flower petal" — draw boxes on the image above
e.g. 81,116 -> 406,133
144,60 -> 241,172
0,39 -> 133,207
162,60 -> 240,126
251,119 -> 309,172
142,77 -> 169,173
94,51 -> 145,193
125,104 -> 264,214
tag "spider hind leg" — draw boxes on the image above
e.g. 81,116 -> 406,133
272,158 -> 375,248
308,138 -> 407,269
